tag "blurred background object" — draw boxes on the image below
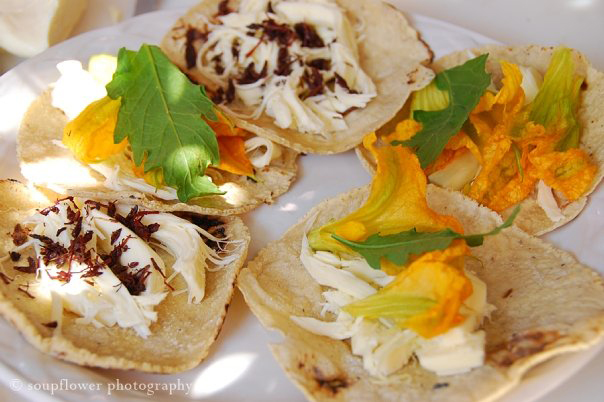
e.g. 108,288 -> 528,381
0,0 -> 87,58
0,0 -> 137,73
2,0 -> 602,73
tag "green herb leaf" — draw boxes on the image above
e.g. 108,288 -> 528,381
106,45 -> 222,202
461,205 -> 519,246
333,228 -> 460,269
333,205 -> 519,270
393,54 -> 491,168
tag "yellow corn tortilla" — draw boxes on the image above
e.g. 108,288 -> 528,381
160,0 -> 434,154
238,183 -> 604,401
17,90 -> 299,216
0,179 -> 250,373
356,45 -> 604,235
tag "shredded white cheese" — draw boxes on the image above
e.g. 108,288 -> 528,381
5,199 -> 241,338
536,180 -> 565,222
194,0 -> 376,134
89,158 -> 179,201
292,234 -> 492,377
244,136 -> 282,168
51,60 -> 107,120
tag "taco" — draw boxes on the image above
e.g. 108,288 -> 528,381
160,0 -> 434,154
0,179 -> 249,372
357,45 -> 604,235
18,46 -> 298,216
238,134 -> 604,400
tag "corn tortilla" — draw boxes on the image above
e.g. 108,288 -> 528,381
0,179 -> 250,373
238,183 -> 604,401
17,90 -> 299,216
356,45 -> 604,235
160,0 -> 434,154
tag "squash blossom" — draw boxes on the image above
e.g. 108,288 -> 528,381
309,132 -> 474,338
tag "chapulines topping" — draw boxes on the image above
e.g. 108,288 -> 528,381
302,67 -> 324,99
112,264 -> 151,296
185,27 -> 209,70
216,0 -> 232,17
80,257 -> 105,279
0,272 -> 12,285
13,256 -> 38,274
342,106 -> 358,116
11,224 -> 29,246
101,236 -> 131,271
7,200 -> 169,297
39,205 -> 59,216
17,283 -> 35,299
151,257 -> 174,291
47,269 -> 72,282
294,22 -> 325,48
307,58 -> 331,71
101,235 -> 151,295
111,228 -> 122,245
212,54 -> 225,75
115,205 -> 160,242
275,47 -> 293,76
226,79 -> 235,102
238,62 -> 268,85
212,78 -> 235,104
187,215 -> 227,252
334,73 -> 357,93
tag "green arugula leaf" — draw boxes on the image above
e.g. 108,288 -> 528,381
106,45 -> 222,202
333,206 -> 519,270
393,54 -> 491,168
334,228 -> 459,269
461,205 -> 519,246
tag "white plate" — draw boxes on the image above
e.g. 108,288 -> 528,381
0,8 -> 602,402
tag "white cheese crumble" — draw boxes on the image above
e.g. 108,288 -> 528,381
519,65 -> 543,106
51,60 -> 107,120
292,234 -> 493,377
536,179 -> 565,222
193,0 -> 376,134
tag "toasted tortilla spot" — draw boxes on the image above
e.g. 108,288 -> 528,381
160,0 -> 434,154
0,180 -> 250,373
356,45 -> 604,235
238,184 -> 604,401
17,91 -> 298,216
489,330 -> 561,367
313,367 -> 350,395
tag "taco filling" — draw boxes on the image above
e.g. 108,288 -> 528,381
291,133 -> 516,377
1,196 -> 243,338
184,0 -> 377,135
48,45 -> 283,203
390,47 -> 597,222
